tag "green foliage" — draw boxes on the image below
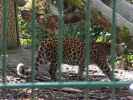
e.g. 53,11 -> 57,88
127,53 -> 133,62
18,9 -> 46,48
19,24 -> 32,46
63,23 -> 111,43
17,10 -> 31,46
64,23 -> 83,38
95,32 -> 111,43
121,26 -> 130,43
118,26 -> 130,44
127,0 -> 133,4
20,38 -> 31,46
65,0 -> 85,9
18,13 -> 30,35
91,25 -> 111,43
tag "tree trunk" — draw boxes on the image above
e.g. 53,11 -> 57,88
0,0 -> 19,49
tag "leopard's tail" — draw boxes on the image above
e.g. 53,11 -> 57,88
16,63 -> 31,78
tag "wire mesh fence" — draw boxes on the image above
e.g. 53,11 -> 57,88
0,0 -> 133,99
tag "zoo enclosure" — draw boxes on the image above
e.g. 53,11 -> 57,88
0,0 -> 132,99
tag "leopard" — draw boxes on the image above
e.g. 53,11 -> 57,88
36,36 -> 112,80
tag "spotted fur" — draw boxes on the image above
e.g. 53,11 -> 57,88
36,37 -> 112,80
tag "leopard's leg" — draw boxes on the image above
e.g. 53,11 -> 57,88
78,55 -> 85,80
96,45 -> 113,80
97,56 -> 113,80
49,62 -> 57,80
78,64 -> 85,80
100,64 -> 113,80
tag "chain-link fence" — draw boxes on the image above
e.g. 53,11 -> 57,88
0,0 -> 133,99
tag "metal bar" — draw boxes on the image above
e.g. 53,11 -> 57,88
111,0 -> 117,81
31,0 -> 36,99
84,0 -> 91,80
0,81 -> 131,89
31,0 -> 36,82
14,0 -> 20,46
111,0 -> 117,99
84,0 -> 91,99
56,0 -> 64,80
1,0 -> 9,83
